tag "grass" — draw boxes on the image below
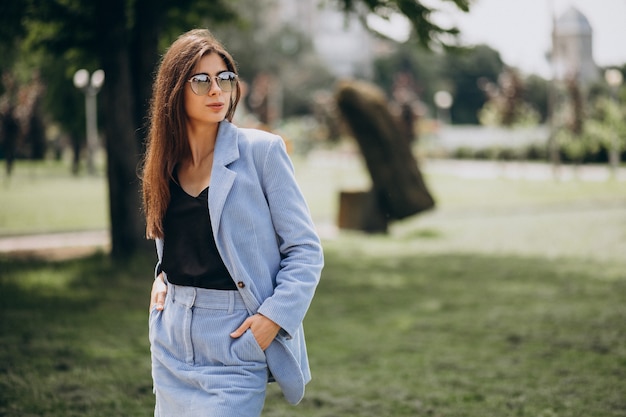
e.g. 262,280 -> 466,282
1,153 -> 626,416
0,253 -> 154,416
0,159 -> 109,236
1,251 -> 624,416
291,249 -> 625,417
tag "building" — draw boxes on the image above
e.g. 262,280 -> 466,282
273,0 -> 377,78
551,6 -> 598,86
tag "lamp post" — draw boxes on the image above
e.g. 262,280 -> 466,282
73,69 -> 105,175
604,68 -> 623,175
434,90 -> 453,126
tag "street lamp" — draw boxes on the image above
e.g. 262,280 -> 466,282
73,69 -> 105,175
434,90 -> 453,126
604,68 -> 623,175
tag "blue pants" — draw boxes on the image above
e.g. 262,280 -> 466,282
149,284 -> 268,417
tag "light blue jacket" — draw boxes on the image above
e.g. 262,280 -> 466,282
155,120 -> 324,404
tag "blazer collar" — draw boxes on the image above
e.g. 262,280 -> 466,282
209,120 -> 239,236
213,120 -> 239,166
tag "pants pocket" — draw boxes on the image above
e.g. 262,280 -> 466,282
231,329 -> 267,364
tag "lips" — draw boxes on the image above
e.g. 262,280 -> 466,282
207,103 -> 224,110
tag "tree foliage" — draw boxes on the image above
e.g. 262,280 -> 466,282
478,67 -> 541,128
211,8 -> 336,120
373,41 -> 505,124
372,39 -> 445,111
0,0 -> 472,259
335,0 -> 469,48
1,0 -> 239,259
442,44 -> 504,124
557,93 -> 626,164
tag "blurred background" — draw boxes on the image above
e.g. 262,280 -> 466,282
1,0 -> 625,251
0,0 -> 624,258
1,1 -> 625,416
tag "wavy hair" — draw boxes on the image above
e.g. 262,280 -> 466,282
141,29 -> 241,239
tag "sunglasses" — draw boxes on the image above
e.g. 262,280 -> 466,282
187,71 -> 238,95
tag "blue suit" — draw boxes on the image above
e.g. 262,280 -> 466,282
155,120 -> 324,405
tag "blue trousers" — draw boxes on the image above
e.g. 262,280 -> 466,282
149,284 -> 268,417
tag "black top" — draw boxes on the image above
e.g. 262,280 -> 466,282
161,178 -> 237,290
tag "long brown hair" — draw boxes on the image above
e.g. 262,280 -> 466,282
141,29 -> 241,239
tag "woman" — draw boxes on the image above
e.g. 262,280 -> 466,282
141,29 -> 323,417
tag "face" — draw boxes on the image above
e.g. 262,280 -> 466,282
184,53 -> 235,127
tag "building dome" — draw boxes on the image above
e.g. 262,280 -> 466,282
555,7 -> 592,36
551,5 -> 597,85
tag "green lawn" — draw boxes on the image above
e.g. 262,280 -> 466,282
1,154 -> 625,416
0,160 -> 108,236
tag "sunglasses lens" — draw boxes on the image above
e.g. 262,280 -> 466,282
189,72 -> 237,95
190,75 -> 210,95
216,72 -> 236,92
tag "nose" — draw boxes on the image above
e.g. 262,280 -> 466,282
208,77 -> 223,95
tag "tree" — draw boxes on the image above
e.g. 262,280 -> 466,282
1,0 -> 236,260
524,74 -> 549,123
336,80 -> 435,226
374,41 -> 504,125
478,67 -> 541,128
211,11 -> 336,121
0,0 -> 470,260
373,39 -> 445,112
584,96 -> 626,163
337,0 -> 470,49
443,44 -> 503,124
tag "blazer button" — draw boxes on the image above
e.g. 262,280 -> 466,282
237,281 -> 245,288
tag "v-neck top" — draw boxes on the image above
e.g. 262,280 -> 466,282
160,178 -> 236,290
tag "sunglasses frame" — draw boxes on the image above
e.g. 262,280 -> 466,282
187,71 -> 238,95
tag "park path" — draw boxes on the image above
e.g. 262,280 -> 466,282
1,159 -> 623,259
421,158 -> 626,181
0,230 -> 110,259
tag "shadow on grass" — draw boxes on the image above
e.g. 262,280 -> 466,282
1,248 -> 625,417
267,249 -> 626,417
0,252 -> 156,417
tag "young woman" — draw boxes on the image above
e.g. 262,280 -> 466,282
141,29 -> 323,417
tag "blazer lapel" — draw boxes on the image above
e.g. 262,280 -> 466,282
208,121 -> 239,237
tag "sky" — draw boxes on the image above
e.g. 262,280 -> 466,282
441,0 -> 626,77
370,0 -> 626,78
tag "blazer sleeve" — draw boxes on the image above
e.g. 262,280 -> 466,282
256,137 -> 324,337
154,238 -> 164,279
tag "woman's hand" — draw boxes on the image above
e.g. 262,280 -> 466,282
150,273 -> 168,312
230,314 -> 280,351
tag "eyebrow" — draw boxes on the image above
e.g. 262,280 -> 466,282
190,70 -> 231,77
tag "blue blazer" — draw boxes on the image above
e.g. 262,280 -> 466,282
155,120 -> 324,404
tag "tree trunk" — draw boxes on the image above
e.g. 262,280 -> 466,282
1,108 -> 19,177
70,132 -> 81,175
131,0 -> 163,153
337,190 -> 388,233
336,80 -> 435,220
96,0 -> 146,260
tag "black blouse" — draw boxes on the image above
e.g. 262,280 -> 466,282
161,179 -> 237,290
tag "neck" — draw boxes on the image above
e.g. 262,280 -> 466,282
186,121 -> 220,167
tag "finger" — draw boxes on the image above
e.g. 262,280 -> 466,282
155,290 -> 166,311
230,319 -> 251,338
150,274 -> 167,311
